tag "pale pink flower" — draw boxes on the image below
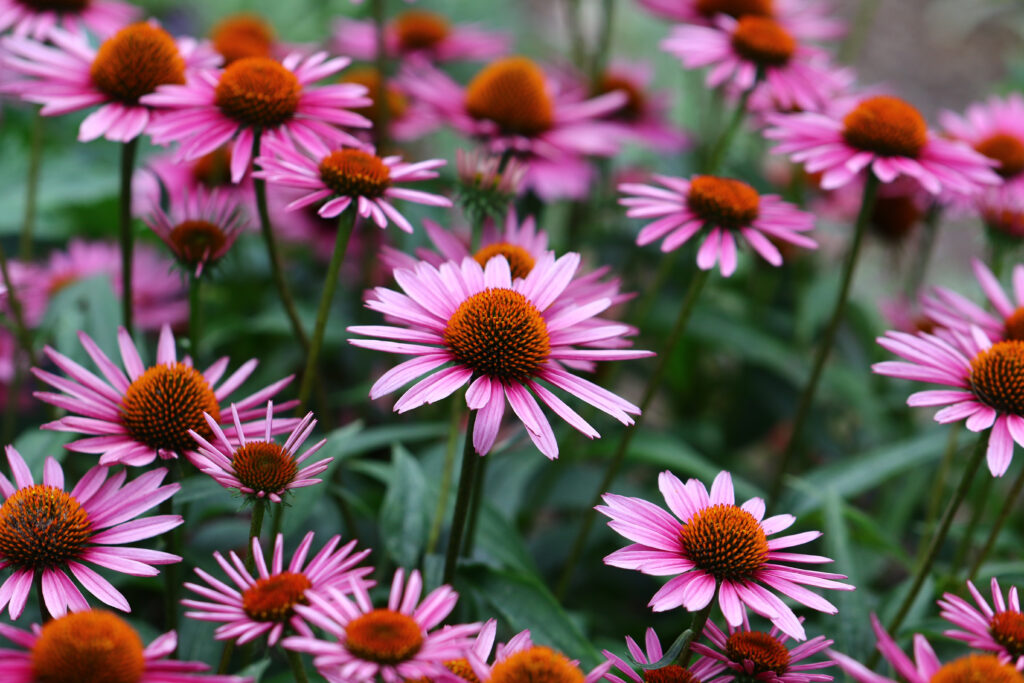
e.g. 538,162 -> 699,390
333,9 -> 509,63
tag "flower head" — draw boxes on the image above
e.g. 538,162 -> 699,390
0,609 -> 249,683
135,146 -> 252,215
635,0 -> 845,41
340,66 -> 439,142
210,13 -> 276,64
465,628 -> 611,683
349,254 -> 651,459
0,0 -> 137,41
0,445 -> 181,618
691,617 -> 834,682
189,402 -> 331,502
1,22 -> 218,142
942,95 -> 1024,191
333,9 -> 510,63
453,148 -> 528,224
939,578 -> 1024,667
602,627 -> 725,683
593,62 -> 689,151
599,470 -> 852,640
144,187 -> 247,277
283,568 -> 480,683
922,259 -> 1024,343
620,174 -> 816,276
33,324 -> 296,467
183,531 -> 372,647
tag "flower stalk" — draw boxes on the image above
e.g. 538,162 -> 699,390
119,138 -> 139,335
443,409 -> 479,584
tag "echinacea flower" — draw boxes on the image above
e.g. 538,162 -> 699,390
134,145 -> 250,214
765,94 -> 1001,196
921,259 -> 1024,343
341,66 -> 440,142
402,56 -> 627,200
0,0 -> 137,41
0,445 -> 181,618
939,578 -> 1024,667
635,0 -> 845,41
464,628 -> 613,683
143,52 -> 372,183
603,627 -> 725,683
33,324 -> 295,467
619,174 -> 816,276
980,192 -> 1024,239
829,614 -> 1024,683
254,139 -> 449,230
1,22 -> 219,142
188,402 -> 330,502
283,568 -> 480,683
349,254 -> 651,459
941,94 -> 1024,198
144,187 -> 247,277
593,61 -> 689,152
333,9 -> 509,63
873,322 -> 1024,476
691,617 -> 834,682
183,531 -> 372,647
209,13 -> 276,64
598,470 -> 852,640
0,609 -> 249,683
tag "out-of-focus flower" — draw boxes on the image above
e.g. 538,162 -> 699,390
593,61 -> 689,151
981,193 -> 1024,239
349,254 -> 651,459
452,147 -> 527,224
942,95 -> 1024,197
342,66 -> 439,142
921,259 -> 1024,343
620,174 -> 816,276
464,628 -> 612,683
599,470 -> 852,640
333,9 -> 509,63
0,0 -> 137,41
135,146 -> 252,214
635,0 -> 845,41
1,22 -> 219,142
144,187 -> 247,277
209,13 -> 276,64
603,627 -> 725,683
691,617 -> 835,682
940,578 -> 1024,668
0,445 -> 181,618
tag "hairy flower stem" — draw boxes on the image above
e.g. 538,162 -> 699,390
372,0 -> 390,152
285,647 -> 311,683
969,464 -> 1024,581
427,400 -> 462,554
443,410 -> 479,584
252,133 -> 310,351
119,138 -> 139,335
189,273 -> 202,360
769,174 -> 880,506
20,110 -> 42,260
297,210 -> 356,414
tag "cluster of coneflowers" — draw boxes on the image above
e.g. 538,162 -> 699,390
1,0 -> 1024,681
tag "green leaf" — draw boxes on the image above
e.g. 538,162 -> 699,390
320,421 -> 448,462
474,500 -> 538,575
237,658 -> 272,682
42,274 -> 121,364
378,444 -> 429,568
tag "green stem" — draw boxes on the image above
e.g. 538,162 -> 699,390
768,174 -> 880,506
371,0 -> 390,152
271,501 -> 284,540
587,0 -> 616,84
919,425 -> 959,563
35,573 -> 50,624
189,273 -> 202,360
461,454 -> 488,557
840,0 -> 881,63
19,110 -> 42,260
427,400 -> 462,555
969,463 -> 1024,581
0,241 -> 35,367
705,83 -> 755,175
442,410 -> 479,585
285,647 -> 311,683
905,204 -> 941,296
252,132 -> 310,351
556,268 -> 711,599
119,138 -> 138,335
244,499 -> 267,573
217,641 -> 235,674
951,474 -> 993,575
297,210 -> 357,414
676,590 -> 716,668
160,497 -> 181,635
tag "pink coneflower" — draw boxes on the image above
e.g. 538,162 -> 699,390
619,174 -> 816,277
592,61 -> 689,152
662,16 -> 846,114
349,254 -> 651,459
142,52 -> 372,183
33,324 -> 295,467
829,614 -> 1024,683
603,627 -> 725,683
598,470 -> 852,640
402,56 -> 627,201
921,259 -> 1024,342
941,95 -> 1024,195
464,628 -> 613,683
691,617 -> 834,682
183,531 -> 372,647
635,0 -> 845,41
333,9 -> 509,63
144,187 -> 247,277
765,94 -> 1002,195
283,568 -> 480,683
253,139 -> 449,231
1,22 -> 219,142
939,578 -> 1024,667
0,609 -> 248,683
134,146 -> 252,217
188,402 -> 330,502
0,445 -> 181,619
208,13 -> 277,65
980,192 -> 1024,239
342,66 -> 440,142
873,322 -> 1024,477
0,0 -> 137,40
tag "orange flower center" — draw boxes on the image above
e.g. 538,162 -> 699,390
17,0 -> 89,11
679,504 -> 769,580
465,57 -> 554,137
90,23 -> 185,105
241,571 -> 312,622
870,195 -> 922,242
595,73 -> 646,121
725,631 -> 791,675
446,658 -> 482,683
0,485 -> 91,570
214,57 -> 301,128
344,609 -> 424,664
687,176 -> 760,229
31,610 -> 146,683
119,362 -> 221,453
991,612 -> 1024,659
230,441 -> 298,494
473,243 -> 536,279
341,67 -> 409,126
489,646 -> 585,683
443,288 -> 550,382
191,147 -> 233,188
969,341 -> 1024,416
1004,309 -> 1024,342
318,149 -> 391,199
930,654 -> 1024,683
842,96 -> 928,158
169,220 -> 228,266
392,10 -> 450,51
696,0 -> 774,18
983,207 -> 1024,239
731,16 -> 795,66
975,133 -> 1024,179
642,665 -> 703,683
210,14 -> 275,64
